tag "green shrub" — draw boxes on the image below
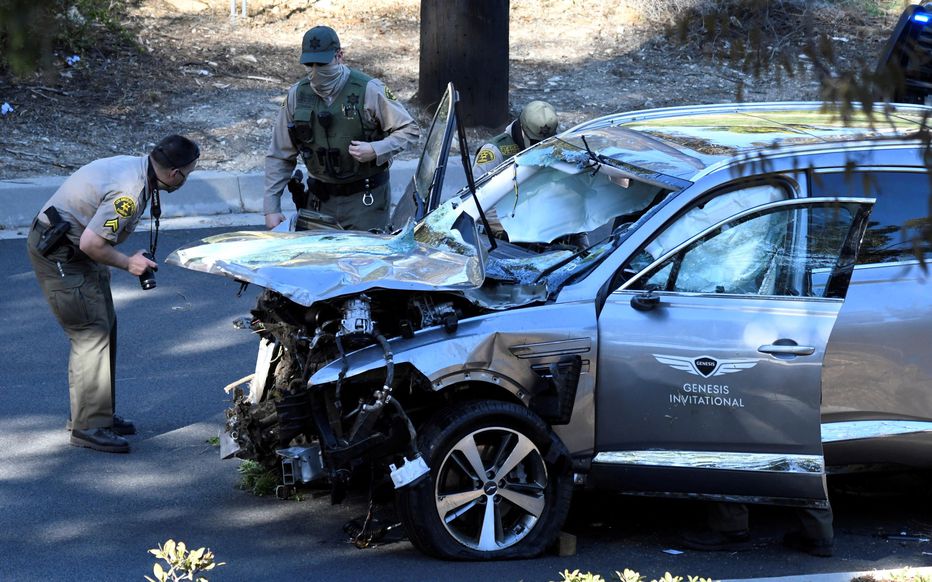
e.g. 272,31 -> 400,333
145,539 -> 224,582
237,459 -> 279,496
0,0 -> 128,76
553,569 -> 713,582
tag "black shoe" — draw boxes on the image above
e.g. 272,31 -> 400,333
783,531 -> 833,557
111,414 -> 136,436
680,529 -> 752,551
70,428 -> 130,453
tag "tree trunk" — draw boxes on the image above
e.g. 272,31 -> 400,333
418,0 -> 510,128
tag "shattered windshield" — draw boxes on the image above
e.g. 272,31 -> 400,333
453,136 -> 681,301
464,139 -> 666,245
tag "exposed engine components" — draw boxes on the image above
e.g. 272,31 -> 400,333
408,296 -> 459,333
220,288 -> 479,481
339,295 -> 375,337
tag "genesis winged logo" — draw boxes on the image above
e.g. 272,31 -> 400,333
653,354 -> 759,378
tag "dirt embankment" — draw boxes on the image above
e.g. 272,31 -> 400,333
0,0 -> 898,180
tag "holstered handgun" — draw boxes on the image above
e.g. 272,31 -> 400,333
35,206 -> 71,257
287,169 -> 315,210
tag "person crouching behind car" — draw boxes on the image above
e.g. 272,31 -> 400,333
27,134 -> 200,454
471,100 -> 559,177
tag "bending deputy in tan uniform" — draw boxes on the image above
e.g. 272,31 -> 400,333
264,25 -> 419,231
27,135 -> 200,453
472,100 -> 559,177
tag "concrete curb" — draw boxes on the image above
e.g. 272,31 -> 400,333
0,157 -> 468,236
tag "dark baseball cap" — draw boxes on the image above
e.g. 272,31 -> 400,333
300,26 -> 340,65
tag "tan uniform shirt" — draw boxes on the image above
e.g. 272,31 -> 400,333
264,69 -> 419,215
40,155 -> 151,248
472,120 -> 524,178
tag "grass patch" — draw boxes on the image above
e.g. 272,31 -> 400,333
237,460 -> 279,496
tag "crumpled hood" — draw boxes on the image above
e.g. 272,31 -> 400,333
167,202 -> 485,306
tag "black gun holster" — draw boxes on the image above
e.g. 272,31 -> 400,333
34,206 -> 72,258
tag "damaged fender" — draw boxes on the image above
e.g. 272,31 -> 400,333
310,301 -> 600,456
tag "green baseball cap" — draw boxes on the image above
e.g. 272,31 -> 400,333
301,26 -> 340,65
520,100 -> 559,142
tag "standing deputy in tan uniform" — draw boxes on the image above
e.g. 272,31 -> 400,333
472,100 -> 559,177
264,25 -> 419,231
27,135 -> 200,453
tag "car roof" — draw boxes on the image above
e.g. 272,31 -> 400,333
563,101 -> 932,181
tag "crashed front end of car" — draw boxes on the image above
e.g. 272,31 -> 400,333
168,200 -> 495,483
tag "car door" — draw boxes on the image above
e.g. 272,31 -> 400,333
813,169 -> 932,464
591,195 -> 873,506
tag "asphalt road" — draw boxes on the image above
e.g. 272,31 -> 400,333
2,227 -> 931,581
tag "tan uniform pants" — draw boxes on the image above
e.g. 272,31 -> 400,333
27,223 -> 117,430
316,181 -> 391,232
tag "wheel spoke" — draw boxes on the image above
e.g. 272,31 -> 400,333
477,497 -> 499,551
494,433 -> 536,478
453,434 -> 487,481
437,489 -> 484,519
450,453 -> 477,482
490,432 -> 513,474
498,487 -> 545,518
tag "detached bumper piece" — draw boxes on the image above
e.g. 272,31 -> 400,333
389,455 -> 430,488
277,444 -> 325,485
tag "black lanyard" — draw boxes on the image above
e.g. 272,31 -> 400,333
146,160 -> 162,259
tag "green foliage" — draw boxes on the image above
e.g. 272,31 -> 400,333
145,539 -> 225,582
616,570 -> 645,582
0,0 -> 128,76
556,570 -> 607,582
554,570 -> 713,582
237,459 -> 279,496
205,436 -> 220,447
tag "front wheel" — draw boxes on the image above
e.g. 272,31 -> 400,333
397,400 -> 573,560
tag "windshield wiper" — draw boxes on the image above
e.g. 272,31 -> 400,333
532,232 -> 614,284
580,135 -> 602,175
455,98 -> 497,251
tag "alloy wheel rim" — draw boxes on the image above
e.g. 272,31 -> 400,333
434,426 -> 548,551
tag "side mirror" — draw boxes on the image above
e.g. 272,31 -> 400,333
631,290 -> 660,312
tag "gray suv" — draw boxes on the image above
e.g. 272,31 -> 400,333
169,87 -> 932,560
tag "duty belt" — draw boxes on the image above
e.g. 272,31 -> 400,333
308,170 -> 389,199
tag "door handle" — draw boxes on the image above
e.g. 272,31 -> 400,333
757,344 -> 815,356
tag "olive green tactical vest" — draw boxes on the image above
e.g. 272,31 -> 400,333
292,69 -> 387,184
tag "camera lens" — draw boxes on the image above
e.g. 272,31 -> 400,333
138,251 -> 156,290
139,270 -> 156,290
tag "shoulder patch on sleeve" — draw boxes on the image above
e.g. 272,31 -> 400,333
104,218 -> 121,233
499,144 -> 521,156
113,196 -> 136,218
383,85 -> 397,101
476,148 -> 496,165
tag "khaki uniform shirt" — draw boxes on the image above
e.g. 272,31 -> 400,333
39,155 -> 151,248
472,120 -> 525,177
264,68 -> 419,215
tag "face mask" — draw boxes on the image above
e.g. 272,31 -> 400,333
157,168 -> 188,193
158,179 -> 181,193
307,63 -> 349,97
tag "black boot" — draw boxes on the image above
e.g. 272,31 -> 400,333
70,428 -> 130,453
783,531 -> 834,557
112,414 -> 136,435
680,529 -> 752,551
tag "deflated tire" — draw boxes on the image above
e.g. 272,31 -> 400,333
397,400 -> 573,560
